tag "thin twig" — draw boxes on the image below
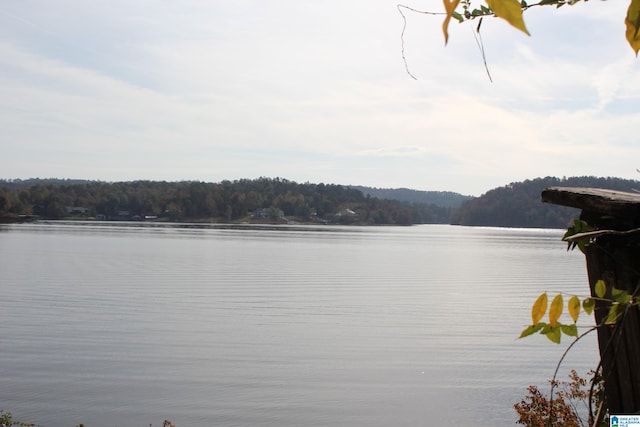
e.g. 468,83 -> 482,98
470,18 -> 493,82
397,4 -> 445,17
397,0 -> 586,81
397,5 -> 418,80
564,227 -> 640,242
548,327 -> 597,426
588,360 -> 604,426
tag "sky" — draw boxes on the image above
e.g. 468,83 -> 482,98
1,1 -> 639,196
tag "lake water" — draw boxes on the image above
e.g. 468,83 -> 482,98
0,222 -> 599,426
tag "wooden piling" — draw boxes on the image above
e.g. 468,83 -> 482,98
542,187 -> 640,414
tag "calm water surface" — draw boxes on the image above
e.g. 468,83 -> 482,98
0,223 -> 599,426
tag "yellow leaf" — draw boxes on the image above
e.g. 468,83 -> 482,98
485,0 -> 530,36
549,294 -> 563,327
531,293 -> 547,325
568,295 -> 580,323
442,0 -> 461,45
626,0 -> 640,55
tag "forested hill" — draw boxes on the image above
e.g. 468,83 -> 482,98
450,176 -> 640,228
349,186 -> 473,208
0,177 -> 452,225
2,176 -> 638,228
0,178 -> 95,190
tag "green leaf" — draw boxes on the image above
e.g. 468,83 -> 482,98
561,323 -> 578,337
595,280 -> 607,299
612,287 -> 632,304
544,326 -> 561,344
562,219 -> 594,253
568,295 -> 580,323
577,239 -> 589,254
605,303 -> 625,324
583,297 -> 595,315
531,293 -> 548,324
485,0 -> 530,35
519,323 -> 545,338
549,294 -> 563,327
451,11 -> 464,23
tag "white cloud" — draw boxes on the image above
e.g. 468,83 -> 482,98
0,1 -> 639,195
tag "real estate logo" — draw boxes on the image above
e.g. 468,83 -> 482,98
611,415 -> 640,427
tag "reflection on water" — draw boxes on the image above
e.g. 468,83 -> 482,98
0,223 -> 599,427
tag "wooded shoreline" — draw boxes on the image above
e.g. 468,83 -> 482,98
1,176 -> 638,228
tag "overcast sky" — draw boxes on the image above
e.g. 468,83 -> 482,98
1,1 -> 639,196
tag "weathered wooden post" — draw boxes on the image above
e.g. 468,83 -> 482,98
542,187 -> 640,415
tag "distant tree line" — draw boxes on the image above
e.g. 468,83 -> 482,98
0,177 -> 451,225
450,176 -> 640,228
2,176 -> 638,228
349,185 -> 472,208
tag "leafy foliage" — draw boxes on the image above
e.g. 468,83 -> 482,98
0,413 -> 175,427
441,0 -> 640,55
519,278 -> 638,344
0,411 -> 36,427
563,219 -> 594,252
514,370 -> 607,427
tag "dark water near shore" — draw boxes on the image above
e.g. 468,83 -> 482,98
0,222 -> 598,426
